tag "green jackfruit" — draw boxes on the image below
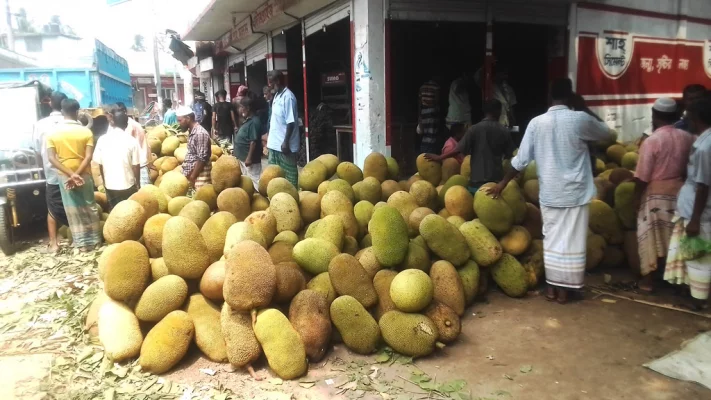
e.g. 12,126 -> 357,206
390,269 -> 433,312
217,187 -> 251,221
299,160 -> 328,191
168,196 -> 192,216
430,261 -> 466,316
159,171 -> 189,198
99,300 -> 143,361
211,155 -> 242,193
336,162 -> 364,185
274,262 -> 306,303
143,213 -> 171,258
289,290 -> 332,362
185,294 -> 227,362
293,238 -> 340,275
354,200 -> 374,238
134,275 -> 188,322
522,161 -> 538,182
328,179 -> 356,204
299,191 -> 321,224
473,184 -> 515,235
239,175 -> 255,198
163,216 -> 211,279
315,154 -> 339,178
501,180 -> 527,224
224,240 -> 276,311
416,154 -> 442,185
201,211 -> 238,263
444,185 -> 474,220
139,310 -> 194,374
313,214 -> 345,250
458,261 -> 480,305
523,179 -> 539,205
354,176 -> 382,204
491,254 -> 528,298
614,182 -> 636,229
600,245 -> 625,268
386,156 -> 399,180
438,174 -> 469,206
370,206 -> 409,267
379,311 -> 438,357
447,215 -> 466,228
500,226 -> 532,256
419,214 -> 471,266
424,301 -> 460,343
589,199 -> 623,244
609,168 -> 634,185
387,191 -> 419,232
104,240 -> 151,302
273,231 -> 299,246
461,156 -> 471,179
267,177 -> 299,203
306,272 -> 337,305
270,192 -> 302,233
398,241 -> 431,272
103,199 -> 147,244
328,254 -> 378,308
330,295 -> 381,354
224,222 -> 268,254
221,303 -> 261,368
364,152 -> 389,182
606,144 -> 626,165
179,199 -> 211,228
254,308 -> 308,379
410,180 -> 437,208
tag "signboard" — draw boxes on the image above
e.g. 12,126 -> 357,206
251,0 -> 298,31
322,72 -> 347,86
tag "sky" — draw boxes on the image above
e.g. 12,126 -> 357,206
10,0 -> 210,73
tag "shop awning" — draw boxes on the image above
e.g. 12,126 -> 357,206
183,0 -> 264,41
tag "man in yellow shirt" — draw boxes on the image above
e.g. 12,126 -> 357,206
46,98 -> 102,251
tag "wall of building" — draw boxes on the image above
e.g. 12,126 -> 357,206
12,35 -> 94,68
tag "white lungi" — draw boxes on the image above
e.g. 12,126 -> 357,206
541,205 -> 589,289
239,160 -> 262,192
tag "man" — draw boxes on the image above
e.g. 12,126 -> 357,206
163,99 -> 177,125
418,77 -> 441,154
177,106 -> 212,191
675,84 -> 706,132
492,67 -> 517,128
266,70 -> 299,187
46,99 -> 102,252
633,98 -> 695,292
427,100 -> 514,192
212,89 -> 237,147
193,92 -> 213,133
665,95 -> 711,309
33,91 -> 68,253
234,96 -> 263,191
446,73 -> 471,128
117,102 -> 152,186
488,79 -> 610,303
261,85 -> 274,153
93,109 -> 141,210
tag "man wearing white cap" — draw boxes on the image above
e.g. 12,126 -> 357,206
633,97 -> 695,292
176,106 -> 212,191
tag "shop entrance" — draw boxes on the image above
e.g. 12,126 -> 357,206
229,61 -> 245,99
247,59 -> 267,95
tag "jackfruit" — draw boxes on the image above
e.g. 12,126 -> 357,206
609,168 -> 633,185
522,161 -> 538,182
606,144 -> 626,165
321,189 -> 353,216
500,226 -> 532,256
159,171 -> 189,198
273,231 -> 298,246
614,182 -> 636,229
223,240 -> 276,311
239,175 -> 255,198
361,233 -> 372,248
356,247 -> 383,278
326,180 -> 354,204
386,156 -> 399,180
211,156 -> 242,193
491,254 -> 529,298
317,180 -> 329,198
174,147 -> 187,163
142,213 -> 170,258
139,310 -> 193,374
163,216 -> 211,279
201,211 -> 238,263
410,180 -> 437,209
128,190 -> 159,218
299,160 -> 328,191
461,155 -> 471,179
416,154 -> 442,185
103,199 -> 147,244
289,289 -> 332,362
315,154 -> 339,177
259,164 -> 284,194
424,301 -> 460,343
372,270 -> 397,321
381,180 -> 400,201
185,294 -> 227,362
270,192 -> 302,233
522,179 -> 539,205
444,185 -> 475,220
293,238 -> 340,274
168,196 -> 192,216
306,272 -> 337,305
312,214 -> 345,250
103,240 -> 150,302
194,184 -> 218,210
430,261 -> 466,316
328,254 -> 378,307
390,269 -> 433,312
150,257 -> 169,281
589,199 -> 623,244
148,137 -> 161,156
586,233 -> 607,270
217,187 -> 251,221
335,162 -> 362,185
458,261 -> 480,305
354,200 -> 375,237
438,175 -> 469,206
134,275 -> 188,322
522,203 -> 543,240
273,262 -> 306,303
160,156 -> 179,173
354,177 -> 382,204
254,309 -> 308,379
501,181 -> 527,224
85,291 -> 109,337
161,136 -> 180,156
440,158 -> 460,185
200,260 -> 226,301
379,311 -> 438,358
244,211 -> 277,244
369,205 -> 409,267
99,299 -> 143,361
221,303 -> 261,368
343,236 -> 359,256
298,191 -> 320,224
409,207 -> 435,233
419,214 -> 471,266
621,152 -> 638,170
178,199 -> 211,228
447,215 -> 466,228
473,185 -> 514,236
405,174 -> 423,192
224,222 -> 268,253
363,152 -> 388,182
398,241 -> 431,272
268,241 -> 294,264
98,244 -> 119,281
330,295 -> 381,354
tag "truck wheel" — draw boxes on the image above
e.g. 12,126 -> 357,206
0,204 -> 16,256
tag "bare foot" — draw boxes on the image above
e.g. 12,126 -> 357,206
247,365 -> 261,380
545,285 -> 557,301
638,274 -> 655,292
556,288 -> 569,304
41,244 -> 59,254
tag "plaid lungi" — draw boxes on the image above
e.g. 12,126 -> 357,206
541,205 -> 589,289
188,169 -> 212,196
268,149 -> 298,187
58,174 -> 101,248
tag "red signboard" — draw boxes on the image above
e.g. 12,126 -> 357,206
577,31 -> 711,105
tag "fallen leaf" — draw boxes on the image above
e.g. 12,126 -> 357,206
602,298 -> 617,304
503,374 -> 514,380
299,382 -> 315,389
519,365 -> 533,374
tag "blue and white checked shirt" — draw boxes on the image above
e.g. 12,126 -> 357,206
511,106 -> 610,208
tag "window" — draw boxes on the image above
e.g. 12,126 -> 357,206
25,37 -> 43,52
161,89 -> 175,101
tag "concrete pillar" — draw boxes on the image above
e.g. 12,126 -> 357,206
352,0 -> 387,167
181,66 -> 193,107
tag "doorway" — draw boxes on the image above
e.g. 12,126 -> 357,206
247,59 -> 267,95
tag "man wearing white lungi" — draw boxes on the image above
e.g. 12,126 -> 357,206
488,79 -> 611,303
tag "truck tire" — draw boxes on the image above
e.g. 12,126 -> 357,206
0,204 -> 16,256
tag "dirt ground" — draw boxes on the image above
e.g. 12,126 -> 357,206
0,230 -> 710,400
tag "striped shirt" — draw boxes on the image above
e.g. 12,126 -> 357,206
511,106 -> 610,208
182,124 -> 212,177
419,80 -> 439,109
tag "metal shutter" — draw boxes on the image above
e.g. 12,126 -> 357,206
491,0 -> 569,26
246,37 -> 268,65
305,0 -> 351,36
388,0 -> 487,22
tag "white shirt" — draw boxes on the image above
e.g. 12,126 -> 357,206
677,128 -> 711,222
32,111 -> 64,185
267,87 -> 300,153
512,106 -> 610,208
446,78 -> 471,124
93,126 -> 140,190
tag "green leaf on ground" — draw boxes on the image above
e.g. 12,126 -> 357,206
519,365 -> 533,374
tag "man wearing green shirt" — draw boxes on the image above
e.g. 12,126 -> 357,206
234,96 -> 263,191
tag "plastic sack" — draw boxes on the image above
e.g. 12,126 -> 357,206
679,235 -> 711,261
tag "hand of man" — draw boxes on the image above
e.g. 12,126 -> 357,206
281,141 -> 291,155
424,153 -> 441,163
245,159 -> 252,167
71,173 -> 85,187
486,182 -> 507,199
686,218 -> 701,237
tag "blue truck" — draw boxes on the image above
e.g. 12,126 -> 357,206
0,39 -> 133,108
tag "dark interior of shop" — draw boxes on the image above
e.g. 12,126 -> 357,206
247,59 -> 267,96
284,25 -> 305,118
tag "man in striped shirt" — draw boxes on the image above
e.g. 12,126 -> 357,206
177,106 -> 212,191
418,78 -> 441,154
488,79 -> 611,304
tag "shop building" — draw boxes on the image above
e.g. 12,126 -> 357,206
184,0 -> 711,170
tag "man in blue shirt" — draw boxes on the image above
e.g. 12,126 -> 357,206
266,70 -> 299,187
674,84 -> 706,132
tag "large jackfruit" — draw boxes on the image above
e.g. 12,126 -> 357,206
364,152 -> 389,182
381,180 -> 401,201
614,182 -> 636,230
273,262 -> 306,303
327,179 -> 356,204
267,177 -> 299,203
223,240 -> 276,311
499,226 -> 532,256
390,269 -> 433,313
501,180 -> 527,224
337,161 -> 364,185
299,160 -> 328,192
419,214 -> 470,266
201,211 -> 238,263
245,210 -> 278,244
589,199 -> 623,244
379,311 -> 438,358
410,180 -> 437,208
354,177 -> 382,204
167,196 -> 192,216
185,294 -> 227,362
444,185 -> 475,220
103,240 -> 151,302
473,185 -> 514,236
424,301 -> 460,343
369,206 -> 409,267
312,214 -> 345,250
98,299 -> 143,361
270,192 -> 302,233
159,171 -> 189,198
330,295 -> 381,354
430,261 -> 466,316
254,309 -> 308,379
491,254 -> 529,298
163,216 -> 211,279
416,154 -> 442,185
194,184 -> 218,210
306,272 -> 337,305
458,261 -> 480,305
128,190 -> 159,218
217,187 -> 252,221
103,199 -> 146,244
211,155 -> 242,193
178,199 -> 211,228
289,290 -> 332,362
328,254 -> 378,308
139,310 -> 193,374
143,213 -> 171,258
459,220 -> 502,266
134,275 -> 188,322
438,174 -> 469,206
440,158 -> 460,185
224,222 -> 268,254
373,270 -> 398,320
293,238 -> 340,275
221,303 -> 261,368
398,241 -> 431,272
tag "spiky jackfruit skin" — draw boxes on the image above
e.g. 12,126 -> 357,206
162,216 -> 211,279
167,196 -> 192,216
430,261 -> 466,316
473,185 -> 514,236
221,303 -> 261,368
259,165 -> 285,195
369,206 -> 409,267
336,162 -> 363,185
143,214 -> 171,258
425,301 -> 461,343
99,299 -> 143,362
161,136 -> 180,156
355,177 -> 382,204
330,295 -> 381,354
458,261 -> 480,306
328,254 -> 378,308
373,270 -> 398,320
299,191 -> 321,224
289,290 -> 332,362
267,177 -> 299,203
139,310 -> 194,374
194,184 -> 218,210
312,214 -> 345,250
499,226 -> 532,256
410,180 -> 437,209
103,200 -> 147,244
273,230 -> 299,246
274,262 -> 306,303
419,214 -> 471,266
293,238 -> 340,275
178,200 -> 211,229
416,154 -> 442,186
254,309 -> 308,380
389,269 -> 433,313
185,294 -> 227,362
211,155 -> 242,193
217,187 -> 252,221
104,240 -> 151,302
491,254 -> 529,298
128,190 -> 159,218
270,192 -> 302,233
134,275 -> 188,322
398,242 -> 431,272
379,311 -> 438,357
201,212 -> 238,263
159,171 -> 189,198
223,240 -> 276,312
245,211 -> 278,245
363,153 -> 389,183
589,199 -> 624,245
223,222 -> 268,254
306,272 -> 338,305
444,185 -> 475,220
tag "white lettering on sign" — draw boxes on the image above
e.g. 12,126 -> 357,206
640,58 -> 654,73
678,59 -> 690,71
597,31 -> 632,78
656,55 -> 673,73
